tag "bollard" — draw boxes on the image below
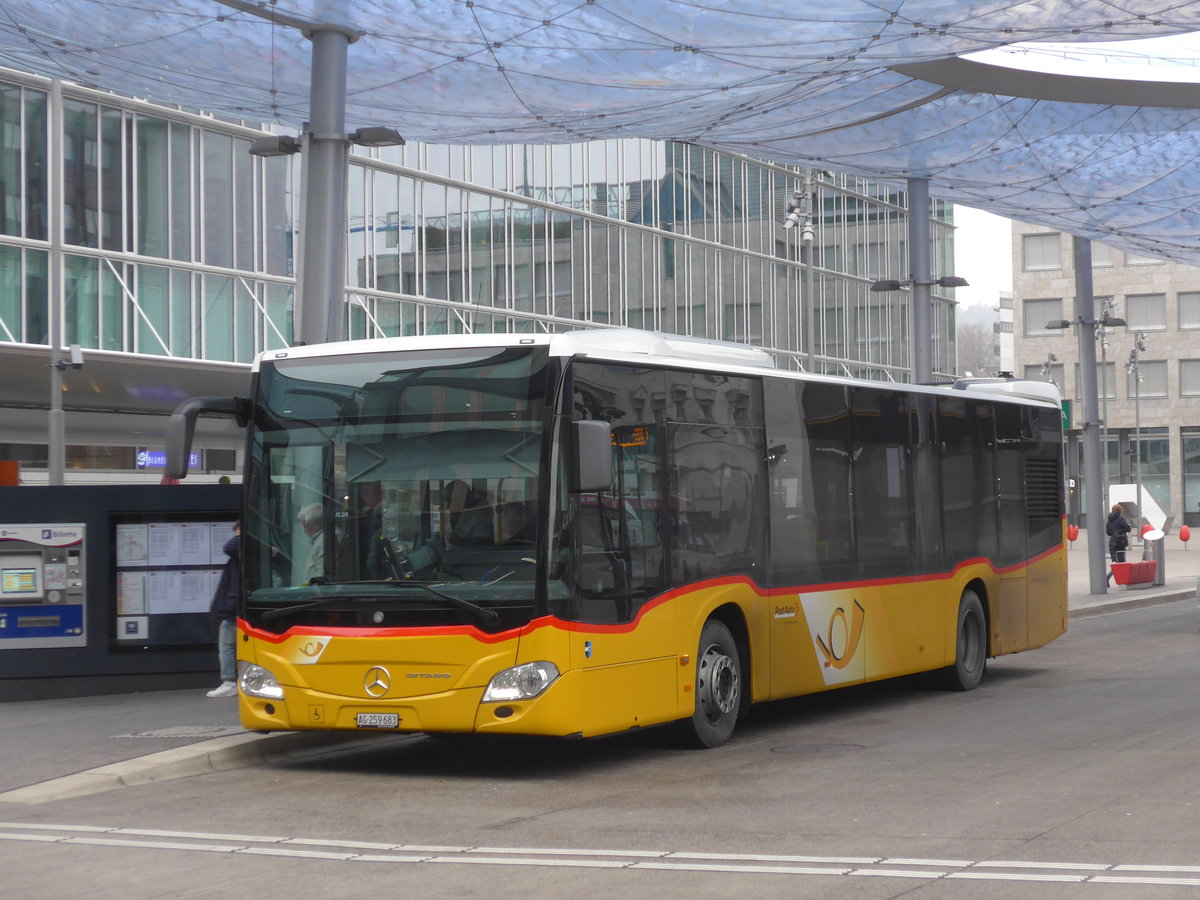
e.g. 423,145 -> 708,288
1151,534 -> 1166,586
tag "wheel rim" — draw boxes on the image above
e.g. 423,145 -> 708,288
698,642 -> 739,724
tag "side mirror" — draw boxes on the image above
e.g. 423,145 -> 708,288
571,420 -> 613,493
165,396 -> 249,479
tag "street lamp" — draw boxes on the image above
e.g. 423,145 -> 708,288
1044,289 -> 1127,594
870,275 -> 969,384
870,275 -> 969,292
1126,331 -> 1147,533
1045,311 -> 1127,509
1096,298 -> 1120,504
1040,352 -> 1059,389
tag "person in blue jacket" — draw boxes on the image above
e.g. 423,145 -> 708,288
206,520 -> 240,698
1106,504 -> 1131,563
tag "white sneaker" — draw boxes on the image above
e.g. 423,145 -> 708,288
206,680 -> 237,698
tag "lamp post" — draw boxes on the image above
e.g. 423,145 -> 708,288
223,0 -> 406,347
784,169 -> 831,372
784,176 -> 817,371
1042,236 -> 1126,594
1097,297 -> 1115,504
1046,308 -> 1125,514
869,275 -> 969,383
1126,331 -> 1147,533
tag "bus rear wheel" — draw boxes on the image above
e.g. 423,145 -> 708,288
940,589 -> 987,691
680,619 -> 741,749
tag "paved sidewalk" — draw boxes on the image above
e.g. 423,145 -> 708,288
1067,528 -> 1199,618
1,531 -> 1195,806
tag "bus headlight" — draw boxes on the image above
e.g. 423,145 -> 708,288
238,662 -> 284,700
482,661 -> 559,702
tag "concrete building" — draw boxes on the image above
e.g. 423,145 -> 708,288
0,65 -> 963,484
1012,220 -> 1200,528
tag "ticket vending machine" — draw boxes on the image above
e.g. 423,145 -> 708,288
0,524 -> 86,648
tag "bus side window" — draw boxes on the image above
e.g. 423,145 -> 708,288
668,423 -> 763,582
851,387 -> 915,578
764,379 -> 853,585
940,397 -> 998,564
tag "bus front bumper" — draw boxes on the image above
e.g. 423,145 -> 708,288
237,670 -> 585,737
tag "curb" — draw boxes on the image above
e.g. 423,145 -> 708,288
1069,588 -> 1196,620
0,729 -> 414,806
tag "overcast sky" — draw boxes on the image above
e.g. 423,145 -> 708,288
953,205 -> 1014,310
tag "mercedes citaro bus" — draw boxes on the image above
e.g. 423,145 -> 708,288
167,328 -> 1067,748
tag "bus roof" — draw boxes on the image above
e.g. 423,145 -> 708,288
255,329 -> 1059,408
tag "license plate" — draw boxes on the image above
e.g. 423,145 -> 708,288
356,713 -> 399,729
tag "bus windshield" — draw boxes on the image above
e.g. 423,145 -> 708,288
242,345 -> 552,633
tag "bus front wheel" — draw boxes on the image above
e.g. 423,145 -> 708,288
940,589 -> 987,691
680,619 -> 741,749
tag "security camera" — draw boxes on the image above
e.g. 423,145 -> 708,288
68,344 -> 84,369
783,191 -> 805,230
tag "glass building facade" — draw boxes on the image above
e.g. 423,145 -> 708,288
0,66 -> 960,479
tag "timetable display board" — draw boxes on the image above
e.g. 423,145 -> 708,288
111,513 -> 238,650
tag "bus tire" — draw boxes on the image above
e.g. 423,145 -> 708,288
940,589 -> 987,691
680,619 -> 741,749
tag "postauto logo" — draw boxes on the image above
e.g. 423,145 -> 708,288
800,592 -> 866,686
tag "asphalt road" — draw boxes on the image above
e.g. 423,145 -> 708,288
3,598 -> 1200,898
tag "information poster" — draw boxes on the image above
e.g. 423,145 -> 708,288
112,514 -> 238,649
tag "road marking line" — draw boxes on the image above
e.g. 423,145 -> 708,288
972,860 -> 1111,870
0,822 -> 110,832
0,832 -> 60,842
949,872 -> 1086,883
634,862 -> 849,876
114,827 -> 287,843
430,856 -> 628,869
394,844 -> 471,852
240,847 -> 358,860
280,837 -> 400,850
65,837 -> 240,853
471,846 -> 668,858
351,854 -> 436,863
4,822 -> 1200,889
669,851 -> 879,864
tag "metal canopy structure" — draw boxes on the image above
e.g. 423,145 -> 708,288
1,1 -> 1200,263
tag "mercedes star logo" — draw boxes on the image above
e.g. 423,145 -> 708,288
364,666 -> 391,698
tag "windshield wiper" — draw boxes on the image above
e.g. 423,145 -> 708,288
259,582 -> 500,628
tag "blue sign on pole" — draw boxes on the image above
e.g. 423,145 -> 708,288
137,450 -> 199,469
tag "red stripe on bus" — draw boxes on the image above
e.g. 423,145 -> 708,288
240,543 -> 1062,643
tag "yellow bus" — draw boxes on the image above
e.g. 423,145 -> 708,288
168,328 -> 1066,748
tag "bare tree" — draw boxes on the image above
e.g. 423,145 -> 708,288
956,321 -> 997,377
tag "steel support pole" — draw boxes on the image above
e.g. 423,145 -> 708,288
1099,307 -> 1109,503
907,177 -> 932,384
296,27 -> 352,346
803,172 -> 817,372
1073,236 -> 1108,594
1133,338 -> 1143,535
48,80 -> 65,485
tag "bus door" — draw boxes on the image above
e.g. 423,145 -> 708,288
994,403 -> 1029,652
564,362 -> 676,734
